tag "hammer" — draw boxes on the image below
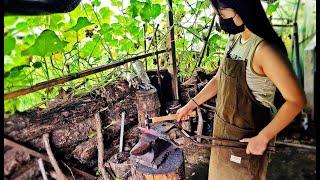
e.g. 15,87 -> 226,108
144,111 -> 197,129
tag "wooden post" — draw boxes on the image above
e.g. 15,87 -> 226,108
304,36 -> 316,120
167,0 -> 179,101
144,23 -> 148,70
136,88 -> 161,127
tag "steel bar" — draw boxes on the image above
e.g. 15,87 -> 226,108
275,141 -> 316,153
119,111 -> 125,153
5,49 -> 169,100
4,138 -> 96,179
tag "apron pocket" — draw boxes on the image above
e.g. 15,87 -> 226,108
213,147 -> 264,177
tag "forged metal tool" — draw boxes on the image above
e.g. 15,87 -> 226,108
130,122 -> 182,169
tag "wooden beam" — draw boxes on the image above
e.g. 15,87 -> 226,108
4,49 -> 169,100
167,0 -> 179,101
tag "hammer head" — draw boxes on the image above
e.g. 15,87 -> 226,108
144,114 -> 152,129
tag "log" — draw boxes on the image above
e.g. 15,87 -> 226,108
72,138 -> 97,163
4,81 -> 133,146
136,88 -> 161,127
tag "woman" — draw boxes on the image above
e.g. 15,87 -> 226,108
176,0 -> 306,179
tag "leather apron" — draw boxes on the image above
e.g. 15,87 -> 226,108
208,35 -> 274,180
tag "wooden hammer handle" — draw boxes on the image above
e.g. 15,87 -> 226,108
151,111 -> 196,123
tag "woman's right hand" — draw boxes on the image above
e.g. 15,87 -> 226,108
176,103 -> 196,122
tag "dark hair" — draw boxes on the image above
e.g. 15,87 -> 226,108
210,0 -> 288,57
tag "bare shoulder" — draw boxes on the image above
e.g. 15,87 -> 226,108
253,40 -> 288,67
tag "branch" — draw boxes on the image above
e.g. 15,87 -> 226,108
42,133 -> 67,180
94,113 -> 111,180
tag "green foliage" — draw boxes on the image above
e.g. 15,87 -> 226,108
22,30 -> 68,57
4,36 -> 16,55
66,17 -> 94,32
4,0 -> 311,115
266,1 -> 280,15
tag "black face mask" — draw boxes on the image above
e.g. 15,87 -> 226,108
219,16 -> 245,34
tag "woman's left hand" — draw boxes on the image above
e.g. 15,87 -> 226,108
240,134 -> 270,155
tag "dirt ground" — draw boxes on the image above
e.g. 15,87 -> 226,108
184,149 -> 316,180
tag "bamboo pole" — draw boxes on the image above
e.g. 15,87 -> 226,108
4,49 -> 169,100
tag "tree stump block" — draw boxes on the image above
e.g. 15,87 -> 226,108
136,88 -> 161,127
130,149 -> 185,180
107,152 -> 131,179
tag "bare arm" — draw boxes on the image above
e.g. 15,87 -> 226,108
176,66 -> 221,121
241,41 -> 306,154
257,42 -> 306,140
190,67 -> 221,107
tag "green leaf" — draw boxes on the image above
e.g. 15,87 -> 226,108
22,29 -> 68,57
4,36 -> 16,55
110,23 -> 124,36
99,7 -> 113,24
80,38 -> 102,58
66,17 -> 94,32
127,23 -> 140,37
22,34 -> 37,46
111,0 -> 122,6
49,14 -> 64,30
140,3 -> 161,22
93,0 -> 101,7
16,93 -> 43,112
209,34 -> 221,45
266,1 -> 279,15
128,5 -> 139,18
16,22 -> 28,32
4,16 -> 18,26
120,39 -> 134,52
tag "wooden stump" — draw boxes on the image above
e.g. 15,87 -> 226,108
136,88 -> 161,127
130,149 -> 185,180
107,152 -> 131,179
